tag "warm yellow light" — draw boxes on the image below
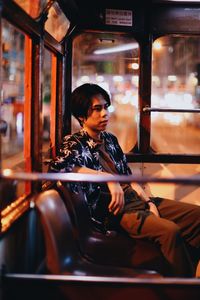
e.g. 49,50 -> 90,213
3,169 -> 12,176
153,41 -> 162,50
168,75 -> 177,82
129,63 -> 139,70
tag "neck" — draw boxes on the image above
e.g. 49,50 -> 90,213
82,126 -> 101,140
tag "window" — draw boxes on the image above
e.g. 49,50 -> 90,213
1,19 -> 25,199
44,1 -> 70,42
152,36 -> 200,154
42,49 -> 52,172
13,0 -> 48,19
72,32 -> 139,152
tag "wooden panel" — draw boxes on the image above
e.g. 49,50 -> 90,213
50,54 -> 57,158
152,5 -> 200,35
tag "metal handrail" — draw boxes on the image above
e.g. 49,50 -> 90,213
143,107 -> 200,113
4,273 -> 200,285
1,169 -> 200,185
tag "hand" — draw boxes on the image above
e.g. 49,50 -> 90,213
148,201 -> 160,217
107,182 -> 124,215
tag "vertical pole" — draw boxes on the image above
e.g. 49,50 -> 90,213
0,0 -> 3,171
138,34 -> 152,153
31,39 -> 43,191
24,36 -> 32,193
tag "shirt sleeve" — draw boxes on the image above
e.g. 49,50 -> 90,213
106,132 -> 132,175
49,135 -> 84,173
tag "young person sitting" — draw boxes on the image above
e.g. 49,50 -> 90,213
49,83 -> 200,277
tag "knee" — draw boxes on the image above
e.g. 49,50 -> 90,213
195,206 -> 200,217
162,222 -> 182,243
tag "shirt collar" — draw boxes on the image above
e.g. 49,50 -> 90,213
80,128 -> 105,149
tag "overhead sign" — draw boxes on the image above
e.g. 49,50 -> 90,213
105,9 -> 133,27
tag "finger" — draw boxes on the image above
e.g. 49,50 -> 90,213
113,200 -> 124,215
113,206 -> 121,215
110,193 -> 123,210
109,200 -> 118,212
108,195 -> 118,211
109,195 -> 124,213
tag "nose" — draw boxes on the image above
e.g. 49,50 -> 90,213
101,107 -> 109,117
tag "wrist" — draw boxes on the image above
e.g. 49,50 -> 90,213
145,199 -> 156,209
147,199 -> 154,203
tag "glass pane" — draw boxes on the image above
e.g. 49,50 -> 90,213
13,0 -> 48,19
72,33 -> 139,152
42,49 -> 52,172
130,162 -> 200,205
143,163 -> 200,205
1,19 -> 25,198
151,36 -> 200,154
44,1 -> 70,42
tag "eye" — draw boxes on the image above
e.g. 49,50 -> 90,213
104,103 -> 109,109
94,106 -> 102,112
91,103 -> 109,112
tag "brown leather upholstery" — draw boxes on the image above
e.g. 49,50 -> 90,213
35,189 -> 160,277
56,182 -> 170,276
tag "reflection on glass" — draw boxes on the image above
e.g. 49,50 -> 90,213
42,49 -> 52,172
152,36 -> 200,154
1,19 -> 25,198
72,33 -> 139,152
142,163 -> 200,205
45,1 -> 70,42
13,0 -> 48,19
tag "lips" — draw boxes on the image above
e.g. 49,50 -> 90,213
100,120 -> 108,125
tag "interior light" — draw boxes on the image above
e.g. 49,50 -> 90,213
80,76 -> 90,82
168,75 -> 177,82
129,63 -> 139,70
153,41 -> 162,50
94,43 -> 138,55
113,75 -> 123,82
96,75 -> 104,82
3,169 -> 12,176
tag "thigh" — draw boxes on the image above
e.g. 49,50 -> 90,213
154,198 -> 200,244
155,198 -> 200,224
120,210 -> 178,241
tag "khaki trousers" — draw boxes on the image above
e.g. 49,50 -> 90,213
120,198 -> 200,277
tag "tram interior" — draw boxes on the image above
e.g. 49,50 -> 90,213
1,0 -> 200,299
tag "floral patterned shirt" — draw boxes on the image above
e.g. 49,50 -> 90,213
49,128 -> 132,219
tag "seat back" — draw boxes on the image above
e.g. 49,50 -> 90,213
35,188 -> 162,279
56,181 -> 95,235
35,189 -> 79,274
56,182 -> 170,275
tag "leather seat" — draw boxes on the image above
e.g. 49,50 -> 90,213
35,189 -> 160,278
56,182 -> 170,276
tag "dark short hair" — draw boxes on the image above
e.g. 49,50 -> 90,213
71,83 -> 111,124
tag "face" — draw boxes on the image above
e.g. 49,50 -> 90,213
81,94 -> 110,139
